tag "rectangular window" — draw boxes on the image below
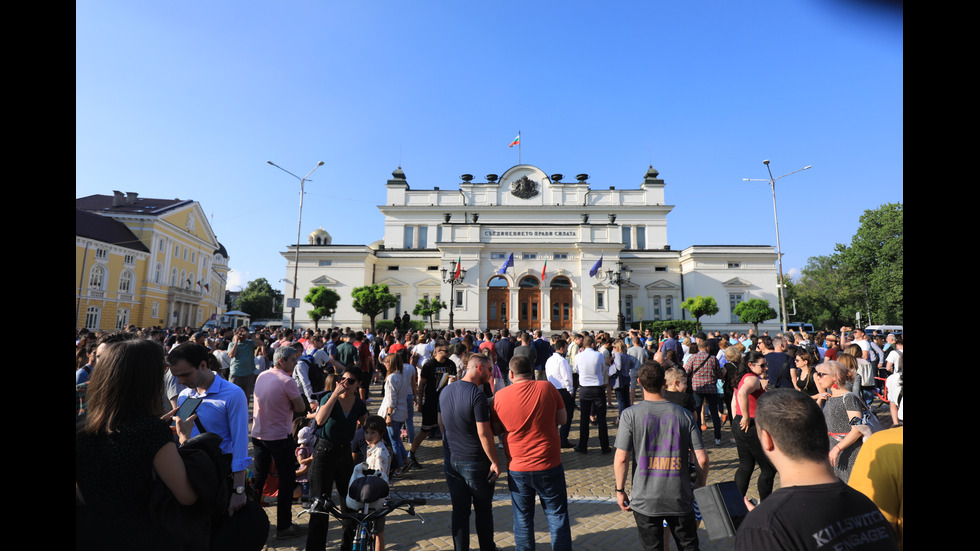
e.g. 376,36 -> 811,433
418,226 -> 428,249
655,266 -> 667,272
387,266 -> 399,271
455,290 -> 464,308
124,254 -> 135,265
728,262 -> 741,269
625,295 -> 633,323
553,253 -> 568,260
622,226 -> 631,249
636,226 -> 646,250
318,260 -> 332,267
596,290 -> 605,310
427,266 -> 439,271
653,296 -> 661,320
403,226 -> 414,249
730,293 -> 744,323
491,252 -> 506,260
666,296 -> 673,319
436,225 -> 443,243
434,294 -> 440,320
522,253 -> 537,260
96,248 -> 108,260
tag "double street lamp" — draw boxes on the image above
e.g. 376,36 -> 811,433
268,160 -> 325,330
607,260 -> 632,331
441,259 -> 466,330
743,160 -> 812,333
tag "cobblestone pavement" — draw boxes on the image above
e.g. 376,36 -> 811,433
255,389 -> 805,551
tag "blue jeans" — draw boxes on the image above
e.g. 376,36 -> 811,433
405,394 -> 416,443
445,458 -> 496,551
507,465 -> 571,551
387,420 -> 407,469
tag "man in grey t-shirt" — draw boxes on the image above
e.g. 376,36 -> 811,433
614,361 -> 708,551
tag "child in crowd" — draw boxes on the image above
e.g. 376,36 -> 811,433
294,426 -> 315,506
349,415 -> 392,551
663,367 -> 696,413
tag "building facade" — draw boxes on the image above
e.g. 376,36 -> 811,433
282,164 -> 781,334
76,192 -> 230,331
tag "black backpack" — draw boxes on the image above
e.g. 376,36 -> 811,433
297,354 -> 327,394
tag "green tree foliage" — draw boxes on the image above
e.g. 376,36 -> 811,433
413,297 -> 447,331
734,298 -> 778,334
351,284 -> 399,332
305,286 -> 340,331
791,203 -> 903,328
236,278 -> 282,320
680,295 -> 719,326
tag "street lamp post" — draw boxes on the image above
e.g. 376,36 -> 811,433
743,160 -> 812,333
606,260 -> 632,331
267,160 -> 325,331
441,259 -> 466,330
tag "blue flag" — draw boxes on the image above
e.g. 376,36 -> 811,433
497,253 -> 514,275
589,254 -> 603,277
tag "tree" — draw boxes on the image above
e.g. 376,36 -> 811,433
790,203 -> 903,329
734,298 -> 778,335
236,278 -> 282,320
680,295 -> 719,327
305,286 -> 340,331
350,284 -> 399,332
413,297 -> 447,331
837,202 -> 903,325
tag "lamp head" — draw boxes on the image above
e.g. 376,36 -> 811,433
763,159 -> 770,166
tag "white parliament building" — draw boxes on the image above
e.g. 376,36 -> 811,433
281,164 -> 781,334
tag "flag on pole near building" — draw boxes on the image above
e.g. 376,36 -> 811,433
509,133 -> 520,148
589,255 -> 603,278
497,253 -> 514,275
541,259 -> 547,281
454,256 -> 462,279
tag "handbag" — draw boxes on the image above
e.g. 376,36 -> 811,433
854,399 -> 884,441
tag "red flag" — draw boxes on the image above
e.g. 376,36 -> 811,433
454,257 -> 462,279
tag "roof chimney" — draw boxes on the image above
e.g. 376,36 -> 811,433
112,190 -> 125,206
126,191 -> 139,204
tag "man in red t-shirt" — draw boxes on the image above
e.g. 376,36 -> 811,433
492,355 -> 571,550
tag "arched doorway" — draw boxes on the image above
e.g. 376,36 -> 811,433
550,276 -> 572,331
487,276 -> 509,330
518,275 -> 541,331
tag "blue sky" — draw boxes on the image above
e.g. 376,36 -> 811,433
76,1 -> 902,293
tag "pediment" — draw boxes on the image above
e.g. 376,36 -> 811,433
310,275 -> 340,287
415,278 -> 443,289
645,279 -> 680,291
722,277 -> 753,288
376,277 -> 410,288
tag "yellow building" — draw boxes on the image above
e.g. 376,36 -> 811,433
75,191 -> 229,330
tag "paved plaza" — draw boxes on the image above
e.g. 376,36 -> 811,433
258,397 -> 788,551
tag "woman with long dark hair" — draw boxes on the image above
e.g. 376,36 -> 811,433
306,367 -> 369,551
378,353 -> 409,472
730,351 -> 777,500
76,339 -> 197,551
792,349 -> 819,396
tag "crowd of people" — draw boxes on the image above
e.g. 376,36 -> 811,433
76,322 -> 902,550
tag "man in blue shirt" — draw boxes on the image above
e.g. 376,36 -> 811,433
168,342 -> 252,517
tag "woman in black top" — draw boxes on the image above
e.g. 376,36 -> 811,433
792,350 -> 819,396
306,367 -> 369,551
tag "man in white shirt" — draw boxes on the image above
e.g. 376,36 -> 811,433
546,338 -> 576,448
573,336 -> 611,454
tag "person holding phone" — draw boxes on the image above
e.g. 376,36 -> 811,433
167,342 -> 251,517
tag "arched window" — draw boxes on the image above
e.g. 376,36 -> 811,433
118,271 -> 133,293
180,270 -> 187,289
115,308 -> 130,329
550,276 -> 572,288
519,276 -> 540,288
154,263 -> 163,284
89,265 -> 106,290
488,275 -> 509,287
85,306 -> 101,330
171,267 -> 179,287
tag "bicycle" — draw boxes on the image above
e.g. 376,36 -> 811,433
299,473 -> 426,551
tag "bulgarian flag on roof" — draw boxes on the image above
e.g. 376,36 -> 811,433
509,133 -> 520,148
